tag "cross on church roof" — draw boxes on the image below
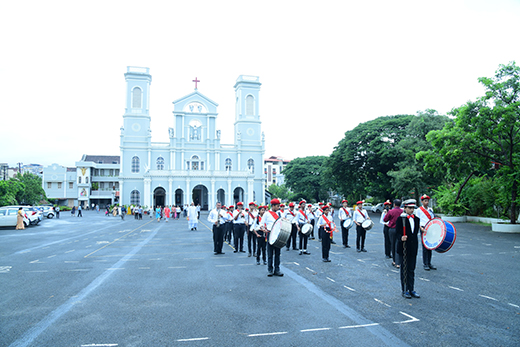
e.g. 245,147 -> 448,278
192,77 -> 200,90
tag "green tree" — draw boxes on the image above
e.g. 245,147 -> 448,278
0,179 -> 24,206
283,156 -> 329,202
14,172 -> 47,205
327,115 -> 414,201
423,62 -> 520,223
267,184 -> 291,201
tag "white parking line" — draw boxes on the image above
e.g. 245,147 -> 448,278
448,286 -> 464,291
168,266 -> 187,269
65,250 -> 75,253
30,259 -> 40,264
338,323 -> 379,329
305,267 -> 315,272
81,344 -> 118,346
394,312 -> 420,324
508,303 -> 519,308
248,332 -> 287,337
326,277 -> 336,282
479,294 -> 498,301
293,262 -> 300,266
47,255 -> 56,258
343,285 -> 356,292
418,277 -> 430,282
300,327 -> 331,332
215,264 -> 233,267
176,337 -> 209,342
64,261 -> 79,263
374,298 -> 391,307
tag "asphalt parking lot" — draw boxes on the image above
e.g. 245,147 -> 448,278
1,211 -> 519,346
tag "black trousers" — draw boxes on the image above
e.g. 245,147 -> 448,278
310,220 -> 315,238
341,222 -> 350,246
234,224 -> 245,251
356,225 -> 366,250
383,225 -> 391,257
247,228 -> 257,255
388,228 -> 398,264
256,233 -> 266,262
225,223 -> 233,243
400,245 -> 418,292
321,226 -> 331,259
267,243 -> 281,273
299,227 -> 309,250
421,231 -> 432,266
213,224 -> 224,253
286,224 -> 298,249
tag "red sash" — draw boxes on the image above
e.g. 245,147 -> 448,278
299,209 -> 308,221
341,207 -> 350,218
322,215 -> 332,231
289,210 -> 295,216
420,206 -> 433,220
357,209 -> 366,219
269,211 -> 279,220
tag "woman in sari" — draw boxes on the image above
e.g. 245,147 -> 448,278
16,208 -> 25,230
155,206 -> 161,222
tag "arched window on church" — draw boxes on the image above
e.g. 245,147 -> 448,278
132,156 -> 140,173
225,158 -> 232,171
191,155 -> 203,170
245,95 -> 254,116
130,190 -> 140,205
247,158 -> 254,174
132,87 -> 142,108
157,156 -> 164,170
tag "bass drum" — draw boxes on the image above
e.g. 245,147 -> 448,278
422,218 -> 457,253
301,223 -> 313,235
343,218 -> 354,229
361,219 -> 374,231
269,218 -> 292,248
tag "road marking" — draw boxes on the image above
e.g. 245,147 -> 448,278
168,266 -> 187,269
293,262 -> 300,266
47,255 -> 56,258
68,269 -> 90,272
30,260 -> 41,264
139,267 -> 150,270
343,285 -> 356,292
338,323 -> 379,329
64,261 -> 79,263
97,241 -> 110,244
508,303 -> 519,308
176,337 -> 209,342
25,270 -> 48,273
357,259 -> 365,262
479,294 -> 498,301
305,267 -> 315,272
394,312 -> 420,324
301,327 -> 331,332
448,286 -> 464,291
391,269 -> 399,273
105,268 -> 125,271
0,266 -> 12,273
42,246 -> 50,249
239,263 -> 254,266
499,252 -> 506,254
183,258 -> 204,260
514,246 -> 520,249
483,243 -> 492,246
65,250 -> 75,253
326,277 -> 336,282
418,277 -> 430,282
81,344 -> 118,346
371,263 -> 380,267
484,253 -> 493,255
248,332 -> 287,337
215,264 -> 233,267
374,298 -> 391,307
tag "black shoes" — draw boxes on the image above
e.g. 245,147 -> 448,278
344,245 -> 351,248
424,266 -> 430,271
274,271 -> 284,277
256,261 -> 260,265
402,291 -> 412,299
429,264 -> 437,270
361,249 -> 367,252
410,291 -> 420,298
331,241 -> 336,244
322,258 -> 331,262
240,250 -> 246,253
234,250 -> 238,253
303,251 -> 310,255
299,251 -> 303,255
267,271 -> 274,277
357,249 -> 361,252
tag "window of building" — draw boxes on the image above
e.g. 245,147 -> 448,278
130,190 -> 140,205
109,169 -> 114,176
157,156 -> 165,170
115,169 -> 119,176
78,177 -> 82,184
247,159 -> 254,173
191,155 -> 200,170
132,156 -> 140,173
47,182 -> 52,189
86,177 -> 89,183
58,182 -> 62,189
115,182 -> 119,189
100,169 -> 104,176
225,158 -> 232,171
100,182 -> 105,189
246,95 -> 254,116
69,182 -> 73,189
132,87 -> 142,108
94,169 -> 99,176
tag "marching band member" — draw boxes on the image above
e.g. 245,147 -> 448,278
328,203 -> 336,244
252,205 -> 267,265
396,199 -> 421,299
381,200 -> 392,258
246,202 -> 258,257
318,205 -> 333,262
225,205 -> 234,244
285,202 -> 298,251
261,199 -> 283,277
353,201 -> 370,252
416,195 -> 437,271
307,204 -> 316,240
208,202 -> 227,254
294,200 -> 311,255
316,202 -> 324,240
233,202 -> 247,253
384,199 -> 403,268
338,199 -> 352,248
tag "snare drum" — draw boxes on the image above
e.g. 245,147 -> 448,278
269,218 -> 292,248
343,218 -> 354,229
422,218 -> 457,253
361,219 -> 374,231
301,223 -> 313,235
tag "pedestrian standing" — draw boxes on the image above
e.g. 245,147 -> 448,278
16,207 -> 25,230
55,206 -> 60,219
353,201 -> 370,252
77,205 -> 83,217
416,194 -> 437,271
384,199 -> 403,268
381,200 -> 392,258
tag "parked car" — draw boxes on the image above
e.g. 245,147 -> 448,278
3,206 -> 42,225
0,207 -> 30,228
362,203 -> 373,211
372,203 -> 384,213
37,206 -> 55,219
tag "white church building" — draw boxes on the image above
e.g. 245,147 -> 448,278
119,67 -> 266,210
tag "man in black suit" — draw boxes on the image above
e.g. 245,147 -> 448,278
396,199 -> 421,299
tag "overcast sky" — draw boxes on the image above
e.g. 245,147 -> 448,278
1,0 -> 519,168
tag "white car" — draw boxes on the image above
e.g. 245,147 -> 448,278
37,206 -> 55,219
371,203 -> 384,213
0,207 -> 30,228
3,206 -> 41,225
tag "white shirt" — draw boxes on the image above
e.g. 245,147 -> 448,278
415,206 -> 435,227
262,210 -> 281,231
380,209 -> 389,226
353,208 -> 368,224
338,207 -> 351,221
284,209 -> 297,224
208,208 -> 227,225
245,210 -> 257,225
293,209 -> 309,225
318,213 -> 333,228
233,209 -> 247,224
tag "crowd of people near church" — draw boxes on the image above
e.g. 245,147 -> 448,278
208,194 -> 438,299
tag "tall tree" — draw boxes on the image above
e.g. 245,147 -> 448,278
423,62 -> 520,223
283,156 -> 329,202
14,172 -> 47,205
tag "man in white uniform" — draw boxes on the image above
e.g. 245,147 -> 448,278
188,203 -> 198,230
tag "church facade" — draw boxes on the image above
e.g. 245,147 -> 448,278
119,67 -> 265,210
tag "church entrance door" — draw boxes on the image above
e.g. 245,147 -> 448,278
192,185 -> 208,210
153,187 -> 166,207
233,187 -> 245,205
216,188 -> 225,206
175,189 -> 184,206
